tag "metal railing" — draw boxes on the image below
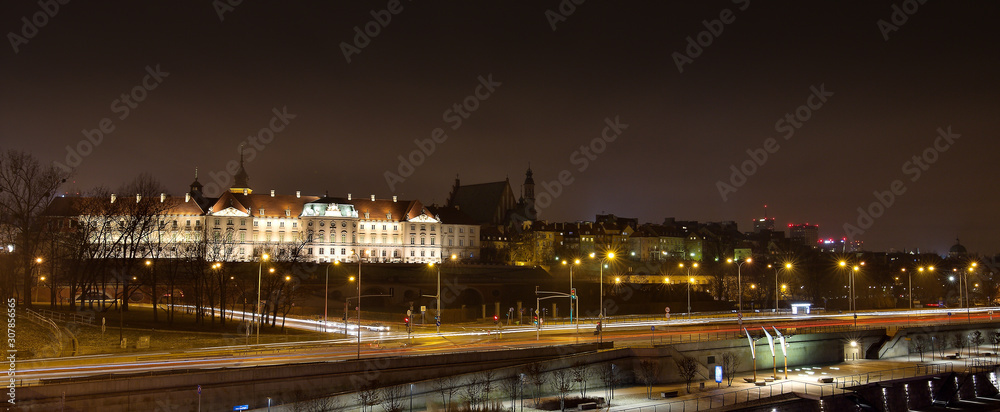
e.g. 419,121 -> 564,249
615,380 -> 851,412
614,361 -> 992,412
833,362 -> 954,388
23,309 -> 65,345
33,308 -> 94,325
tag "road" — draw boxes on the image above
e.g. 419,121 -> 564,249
16,307 -> 999,384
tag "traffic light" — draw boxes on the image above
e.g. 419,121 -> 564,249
404,317 -> 409,328
493,315 -> 499,324
533,316 -> 538,325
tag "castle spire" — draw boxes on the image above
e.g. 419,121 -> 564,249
231,143 -> 252,194
523,164 -> 535,202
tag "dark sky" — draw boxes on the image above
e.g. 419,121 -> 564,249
2,1 -> 997,254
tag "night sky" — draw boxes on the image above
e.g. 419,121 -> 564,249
2,1 -> 997,254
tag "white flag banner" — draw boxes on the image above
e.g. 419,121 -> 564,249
761,327 -> 775,357
773,327 -> 787,356
744,328 -> 755,359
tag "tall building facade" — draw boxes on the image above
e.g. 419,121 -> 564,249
43,161 -> 478,264
788,223 -> 819,248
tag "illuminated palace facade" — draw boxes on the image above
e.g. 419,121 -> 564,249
44,161 -> 479,264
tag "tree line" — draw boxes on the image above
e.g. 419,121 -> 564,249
0,150 -> 306,330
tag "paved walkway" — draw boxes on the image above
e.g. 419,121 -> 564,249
494,353 -> 994,412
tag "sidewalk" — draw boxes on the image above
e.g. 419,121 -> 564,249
495,354 -> 983,412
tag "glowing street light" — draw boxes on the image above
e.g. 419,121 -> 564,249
851,265 -> 860,327
680,262 -> 699,315
562,258 -> 582,330
904,266 -> 935,309
727,257 -> 752,314
351,249 -> 362,359
768,263 -> 791,313
593,251 -> 616,342
255,252 -> 269,345
323,260 -> 340,333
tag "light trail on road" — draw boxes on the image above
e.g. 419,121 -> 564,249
17,307 -> 999,384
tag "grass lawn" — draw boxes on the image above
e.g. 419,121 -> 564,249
31,303 -> 338,357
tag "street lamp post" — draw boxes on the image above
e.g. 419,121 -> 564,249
839,261 -> 849,312
425,254 -> 455,334
32,257 -> 43,305
430,262 -> 440,333
727,258 -> 752,314
687,277 -> 693,317
838,260 -> 859,323
768,263 -> 791,313
591,252 -> 615,343
966,263 -> 977,322
562,258 -> 581,332
353,249 -> 362,360
679,262 -> 699,316
905,266 -> 935,310
324,262 -> 332,332
255,252 -> 269,345
852,265 -> 861,327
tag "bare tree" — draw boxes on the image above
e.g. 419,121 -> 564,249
0,150 -> 69,306
460,375 -> 483,410
674,356 -> 699,391
721,352 -> 742,387
550,369 -> 574,411
934,335 -> 947,359
500,374 -> 521,412
952,333 -> 968,358
378,385 -> 406,412
571,362 -> 591,398
356,381 -> 380,412
290,391 -> 344,412
970,331 -> 985,355
301,396 -> 343,412
635,360 -> 659,399
524,362 -> 545,406
433,375 -> 459,411
477,369 -> 497,407
910,336 -> 927,362
108,174 -> 171,313
991,331 -> 1000,354
597,363 -> 618,400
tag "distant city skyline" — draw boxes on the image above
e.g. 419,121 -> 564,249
3,1 -> 997,254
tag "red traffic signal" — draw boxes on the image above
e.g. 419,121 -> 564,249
493,315 -> 498,322
404,317 -> 410,325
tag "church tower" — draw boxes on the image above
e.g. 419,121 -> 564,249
189,167 -> 203,195
230,144 -> 253,194
523,165 -> 535,204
